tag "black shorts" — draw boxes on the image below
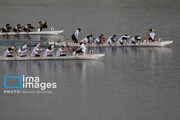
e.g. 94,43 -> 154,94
149,37 -> 152,40
2,29 -> 9,32
60,54 -> 66,56
35,54 -> 40,57
76,50 -> 83,54
40,24 -> 47,31
13,29 -> 18,32
20,55 -> 26,57
71,34 -> 78,43
7,55 -> 13,57
47,54 -> 53,57
132,41 -> 136,44
24,28 -> 30,32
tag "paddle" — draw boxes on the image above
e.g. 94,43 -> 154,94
66,42 -> 72,55
55,38 -> 72,43
11,42 -> 19,56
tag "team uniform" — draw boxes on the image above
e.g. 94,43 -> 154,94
130,37 -> 137,44
24,25 -> 34,32
39,22 -> 48,31
17,44 -> 28,57
31,43 -> 42,57
43,45 -> 54,57
148,32 -> 155,41
76,43 -> 86,55
3,49 -> 13,57
13,25 -> 22,32
106,36 -> 116,44
56,47 -> 67,56
116,37 -> 123,44
82,37 -> 89,44
93,35 -> 105,44
2,25 -> 12,32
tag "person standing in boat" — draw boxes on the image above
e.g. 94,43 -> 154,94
43,44 -> 55,57
3,43 -> 16,57
24,24 -> 35,32
117,34 -> 130,45
13,24 -> 23,33
71,28 -> 81,44
31,43 -> 43,57
39,21 -> 48,31
145,29 -> 156,42
106,35 -> 116,44
93,34 -> 106,44
2,24 -> 12,32
74,40 -> 86,55
56,46 -> 69,56
17,44 -> 29,57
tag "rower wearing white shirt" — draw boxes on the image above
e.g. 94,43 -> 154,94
3,48 -> 14,57
56,46 -> 69,56
89,34 -> 94,43
93,34 -> 105,44
130,35 -> 142,44
3,43 -> 16,57
117,34 -> 130,45
71,28 -> 81,44
83,35 -> 91,44
31,43 -> 43,57
106,35 -> 116,44
75,40 -> 86,55
17,44 -> 28,57
145,29 -> 156,42
149,29 -> 156,42
43,45 -> 55,57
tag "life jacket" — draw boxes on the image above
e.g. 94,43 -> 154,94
24,26 -> 29,29
3,26 -> 8,30
14,26 -> 18,30
41,22 -> 45,25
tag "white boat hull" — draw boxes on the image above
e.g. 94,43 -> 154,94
0,54 -> 105,61
50,41 -> 173,47
0,30 -> 63,35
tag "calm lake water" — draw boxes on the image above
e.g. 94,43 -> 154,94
0,0 -> 180,120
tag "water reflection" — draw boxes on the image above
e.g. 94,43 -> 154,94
1,60 -> 104,78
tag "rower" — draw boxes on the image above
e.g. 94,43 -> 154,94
106,35 -> 116,44
74,40 -> 86,55
93,34 -> 106,44
145,29 -> 156,42
117,34 -> 130,45
13,24 -> 22,33
2,24 -> 12,32
56,46 -> 69,56
43,44 -> 55,57
89,34 -> 94,43
3,43 -> 16,57
39,21 -> 48,31
31,43 -> 43,57
83,35 -> 91,44
130,35 -> 142,44
24,24 -> 35,32
71,28 -> 81,44
17,44 -> 28,57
